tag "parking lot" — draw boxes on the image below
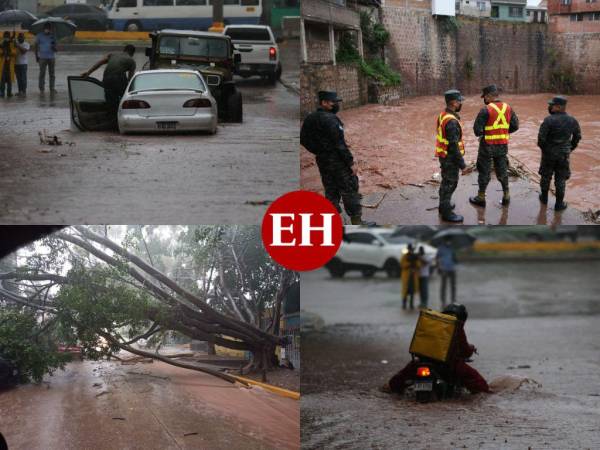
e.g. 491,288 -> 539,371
0,40 -> 299,224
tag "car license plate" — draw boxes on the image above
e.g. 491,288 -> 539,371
414,382 -> 433,392
238,64 -> 251,71
156,121 -> 177,130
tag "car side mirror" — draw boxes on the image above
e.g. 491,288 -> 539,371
145,47 -> 151,57
371,239 -> 381,246
234,53 -> 241,64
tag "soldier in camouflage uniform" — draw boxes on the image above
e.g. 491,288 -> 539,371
300,91 -> 371,225
469,85 -> 519,208
435,90 -> 467,223
537,96 -> 581,211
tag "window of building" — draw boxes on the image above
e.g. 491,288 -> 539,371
585,0 -> 597,3
509,6 -> 523,17
570,13 -> 584,21
527,10 -> 531,16
594,12 -> 600,20
477,1 -> 486,10
561,0 -> 572,4
491,5 -> 499,17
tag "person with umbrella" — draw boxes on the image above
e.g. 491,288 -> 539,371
34,23 -> 57,93
15,32 -> 30,96
401,244 -> 420,310
0,31 -> 17,98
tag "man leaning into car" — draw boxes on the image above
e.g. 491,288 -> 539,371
81,44 -> 136,123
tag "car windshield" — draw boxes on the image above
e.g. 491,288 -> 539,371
225,28 -> 271,42
380,233 -> 417,245
158,36 -> 229,59
129,72 -> 205,92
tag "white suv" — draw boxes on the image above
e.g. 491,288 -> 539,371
326,228 -> 437,278
223,25 -> 282,84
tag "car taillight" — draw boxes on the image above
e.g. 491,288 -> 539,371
269,46 -> 276,61
417,367 -> 431,377
183,98 -> 212,108
122,100 -> 150,109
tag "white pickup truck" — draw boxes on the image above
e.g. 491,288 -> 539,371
223,24 -> 282,84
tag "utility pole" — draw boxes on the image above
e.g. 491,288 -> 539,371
209,0 -> 224,32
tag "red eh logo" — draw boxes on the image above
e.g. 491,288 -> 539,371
261,191 -> 343,271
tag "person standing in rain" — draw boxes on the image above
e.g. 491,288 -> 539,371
537,96 -> 582,211
469,85 -> 519,208
401,244 -> 420,310
436,238 -> 457,306
35,23 -> 57,94
0,31 -> 16,98
418,246 -> 432,309
300,91 -> 373,225
434,89 -> 467,223
81,44 -> 137,119
15,32 -> 30,96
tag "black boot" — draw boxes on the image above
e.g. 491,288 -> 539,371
539,191 -> 548,205
501,192 -> 510,206
402,298 -> 407,310
350,215 -> 376,226
555,190 -> 567,211
441,210 -> 464,223
469,193 -> 486,207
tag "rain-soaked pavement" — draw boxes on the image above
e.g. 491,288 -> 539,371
0,359 -> 299,450
301,261 -> 600,449
301,94 -> 600,224
0,43 -> 299,224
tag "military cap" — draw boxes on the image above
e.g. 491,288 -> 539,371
444,89 -> 464,103
318,91 -> 342,102
548,95 -> 567,106
481,84 -> 499,98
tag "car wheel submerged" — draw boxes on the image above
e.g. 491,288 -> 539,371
226,90 -> 243,123
384,259 -> 401,278
326,258 -> 346,278
361,268 -> 376,278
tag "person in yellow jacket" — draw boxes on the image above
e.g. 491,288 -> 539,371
401,244 -> 421,310
0,31 -> 17,98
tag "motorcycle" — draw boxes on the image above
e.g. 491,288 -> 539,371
409,357 -> 469,403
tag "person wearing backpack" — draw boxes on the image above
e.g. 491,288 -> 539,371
300,91 -> 372,225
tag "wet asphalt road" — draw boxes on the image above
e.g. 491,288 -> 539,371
301,262 -> 600,449
0,45 -> 299,224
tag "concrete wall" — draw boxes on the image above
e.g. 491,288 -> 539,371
301,63 -> 367,116
549,14 -> 600,32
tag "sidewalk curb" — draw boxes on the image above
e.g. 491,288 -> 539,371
232,375 -> 300,400
279,77 -> 300,96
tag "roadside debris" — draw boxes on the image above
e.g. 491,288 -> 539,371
583,209 -> 600,224
183,432 -> 199,437
95,390 -> 109,398
38,130 -> 62,146
245,200 -> 271,206
112,417 -> 126,421
126,371 -> 170,380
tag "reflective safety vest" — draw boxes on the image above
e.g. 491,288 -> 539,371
484,102 -> 512,145
435,111 -> 465,158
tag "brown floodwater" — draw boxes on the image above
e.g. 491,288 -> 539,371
301,94 -> 600,213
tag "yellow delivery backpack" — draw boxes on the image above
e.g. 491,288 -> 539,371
409,309 -> 459,363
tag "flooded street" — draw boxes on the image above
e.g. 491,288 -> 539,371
0,359 -> 299,450
301,94 -> 600,220
0,46 -> 299,224
301,261 -> 600,449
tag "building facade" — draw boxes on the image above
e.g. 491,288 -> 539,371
527,0 -> 548,23
490,0 -> 528,20
548,0 -> 600,31
456,0 -> 492,17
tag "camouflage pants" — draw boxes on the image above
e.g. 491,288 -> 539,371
316,156 -> 362,217
539,153 -> 570,200
439,157 -> 460,214
477,144 -> 509,193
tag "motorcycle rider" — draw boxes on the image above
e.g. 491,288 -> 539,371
382,304 -> 490,395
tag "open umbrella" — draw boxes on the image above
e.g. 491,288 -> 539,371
430,228 -> 476,249
392,225 -> 437,241
30,17 -> 76,40
0,10 -> 38,29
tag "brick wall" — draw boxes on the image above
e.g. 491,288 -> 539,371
381,7 -> 549,95
551,31 -> 600,93
549,15 -> 600,33
301,63 -> 368,116
305,23 -> 332,64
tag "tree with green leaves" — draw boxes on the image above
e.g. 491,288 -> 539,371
0,226 -> 297,384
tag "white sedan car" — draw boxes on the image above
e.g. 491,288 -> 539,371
326,227 -> 438,278
118,70 -> 218,134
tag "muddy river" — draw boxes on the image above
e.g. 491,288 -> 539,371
301,94 -> 600,214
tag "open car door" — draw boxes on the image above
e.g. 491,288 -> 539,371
67,76 -> 115,131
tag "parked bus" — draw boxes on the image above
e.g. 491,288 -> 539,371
107,0 -> 262,32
